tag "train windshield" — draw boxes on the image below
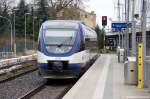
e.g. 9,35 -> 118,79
44,29 -> 77,54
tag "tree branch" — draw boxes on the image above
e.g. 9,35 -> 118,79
56,0 -> 73,12
49,0 -> 54,7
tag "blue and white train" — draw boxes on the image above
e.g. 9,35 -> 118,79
37,20 -> 98,79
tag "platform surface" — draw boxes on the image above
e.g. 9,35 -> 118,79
63,54 -> 150,99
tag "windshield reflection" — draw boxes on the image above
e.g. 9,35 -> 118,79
44,29 -> 77,54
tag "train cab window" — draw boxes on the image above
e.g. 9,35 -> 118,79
85,37 -> 98,51
44,29 -> 77,54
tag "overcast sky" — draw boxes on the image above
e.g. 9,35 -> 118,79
85,0 -> 118,28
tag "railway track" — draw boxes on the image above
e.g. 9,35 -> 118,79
0,54 -> 97,99
18,79 -> 75,99
18,81 -> 47,99
18,57 -> 98,99
0,61 -> 37,83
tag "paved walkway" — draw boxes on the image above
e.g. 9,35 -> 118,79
63,54 -> 150,99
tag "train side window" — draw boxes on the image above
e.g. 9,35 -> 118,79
85,38 -> 90,41
85,38 -> 91,49
80,39 -> 85,51
85,37 -> 98,50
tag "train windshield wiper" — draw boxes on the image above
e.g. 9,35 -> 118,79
57,37 -> 72,48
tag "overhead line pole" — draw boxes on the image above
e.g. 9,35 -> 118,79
124,0 -> 127,50
118,0 -> 121,47
125,0 -> 130,58
118,0 -> 121,21
131,0 -> 136,56
120,4 -> 125,48
141,0 -> 147,87
127,0 -> 130,55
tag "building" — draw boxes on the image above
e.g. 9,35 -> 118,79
56,6 -> 96,28
79,10 -> 96,28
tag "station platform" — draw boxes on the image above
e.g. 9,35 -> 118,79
63,54 -> 150,99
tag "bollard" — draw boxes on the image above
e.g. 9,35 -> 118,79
138,43 -> 143,89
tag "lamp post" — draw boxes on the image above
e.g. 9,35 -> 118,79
32,16 -> 37,49
0,16 -> 13,52
13,10 -> 16,44
13,9 -> 18,57
39,19 -> 42,29
24,13 -> 30,49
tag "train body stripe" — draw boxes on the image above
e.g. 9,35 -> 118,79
38,63 -> 82,70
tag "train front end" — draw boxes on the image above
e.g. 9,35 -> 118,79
37,20 -> 85,79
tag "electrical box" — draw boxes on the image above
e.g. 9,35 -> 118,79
147,61 -> 150,90
118,48 -> 125,63
124,57 -> 137,85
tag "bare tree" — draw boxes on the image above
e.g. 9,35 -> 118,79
0,0 -> 14,12
47,0 -> 87,19
48,0 -> 87,12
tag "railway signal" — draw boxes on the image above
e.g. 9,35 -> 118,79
102,16 -> 107,26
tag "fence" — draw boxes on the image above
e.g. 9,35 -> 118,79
0,52 -> 14,59
0,41 -> 35,59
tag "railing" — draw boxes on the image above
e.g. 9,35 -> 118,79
0,54 -> 37,69
0,52 -> 14,59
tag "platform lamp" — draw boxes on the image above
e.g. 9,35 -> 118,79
24,13 -> 31,49
13,8 -> 19,57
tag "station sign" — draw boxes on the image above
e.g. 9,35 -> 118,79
112,23 -> 128,28
111,22 -> 132,32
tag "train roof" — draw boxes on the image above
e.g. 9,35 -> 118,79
42,20 -> 95,30
41,20 -> 84,29
43,20 -> 82,24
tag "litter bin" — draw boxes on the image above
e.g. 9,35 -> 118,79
117,46 -> 120,55
118,48 -> 125,63
124,57 -> 137,85
147,61 -> 150,90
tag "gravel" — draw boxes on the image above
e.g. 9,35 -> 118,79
31,79 -> 75,99
0,70 -> 45,99
0,70 -> 76,99
31,85 -> 68,99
